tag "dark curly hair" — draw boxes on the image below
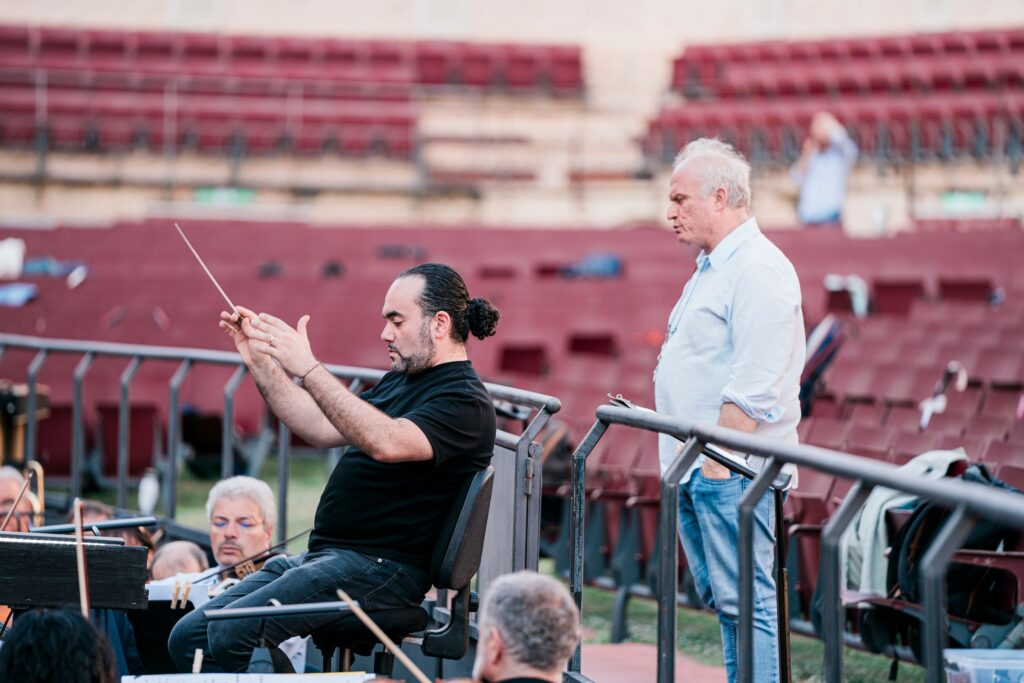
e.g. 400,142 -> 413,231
0,608 -> 118,683
400,263 -> 500,342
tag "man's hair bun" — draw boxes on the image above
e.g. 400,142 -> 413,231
467,298 -> 500,340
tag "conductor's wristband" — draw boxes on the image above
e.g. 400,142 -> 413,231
297,361 -> 323,386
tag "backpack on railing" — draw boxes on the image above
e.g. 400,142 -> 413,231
886,462 -> 1021,627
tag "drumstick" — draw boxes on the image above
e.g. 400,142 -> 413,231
336,589 -> 431,683
73,498 -> 90,618
0,469 -> 34,531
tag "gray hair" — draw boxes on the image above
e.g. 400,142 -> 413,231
672,137 -> 752,209
205,476 -> 276,530
0,466 -> 25,486
479,571 -> 580,672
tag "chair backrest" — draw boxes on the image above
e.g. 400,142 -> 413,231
429,465 -> 494,590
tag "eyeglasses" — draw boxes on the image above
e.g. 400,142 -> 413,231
211,516 -> 264,531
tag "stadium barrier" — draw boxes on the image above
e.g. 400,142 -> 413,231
0,332 -> 560,604
567,403 -> 1024,683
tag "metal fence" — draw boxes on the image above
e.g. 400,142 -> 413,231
0,332 -> 559,587
567,403 -> 1024,683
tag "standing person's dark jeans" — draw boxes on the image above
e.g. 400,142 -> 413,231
168,549 -> 429,672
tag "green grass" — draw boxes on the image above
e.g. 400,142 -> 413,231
74,458 -> 921,681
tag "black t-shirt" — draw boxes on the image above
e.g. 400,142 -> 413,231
308,360 -> 496,570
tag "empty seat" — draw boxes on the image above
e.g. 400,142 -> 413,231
845,425 -> 893,460
973,346 -> 1024,388
982,389 -> 1024,419
847,402 -> 885,425
963,414 -> 1011,441
873,279 -> 925,316
923,411 -> 968,436
935,433 -> 988,460
891,429 -> 940,464
983,441 -> 1024,469
938,277 -> 994,302
806,418 -> 850,451
97,402 -> 162,477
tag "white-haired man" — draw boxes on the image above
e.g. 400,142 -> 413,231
655,138 -> 805,682
205,476 -> 276,578
472,571 -> 580,683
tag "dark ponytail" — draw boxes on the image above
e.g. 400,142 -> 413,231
467,297 -> 500,340
400,263 -> 500,343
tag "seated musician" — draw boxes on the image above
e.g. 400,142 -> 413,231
204,476 -> 276,581
471,571 -> 581,683
69,500 -> 156,572
168,263 -> 500,673
0,608 -> 119,683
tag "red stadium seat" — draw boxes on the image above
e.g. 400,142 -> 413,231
891,430 -> 940,464
0,25 -> 34,68
35,404 -> 76,477
935,433 -> 988,461
964,414 -> 1011,441
416,41 -> 458,85
982,389 -> 1024,419
873,279 -> 925,317
845,425 -> 893,461
984,441 -> 1024,469
806,418 -> 850,451
97,402 -> 162,477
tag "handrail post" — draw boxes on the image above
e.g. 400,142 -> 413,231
657,436 -> 704,683
164,359 -> 192,518
71,352 -> 94,498
25,350 -> 48,463
277,419 -> 290,546
221,365 -> 247,480
117,357 -> 142,509
736,459 -> 783,683
819,481 -> 873,683
568,418 -> 609,673
921,504 -> 975,683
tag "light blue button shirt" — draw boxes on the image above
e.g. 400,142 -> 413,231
653,218 -> 806,483
791,128 -> 858,224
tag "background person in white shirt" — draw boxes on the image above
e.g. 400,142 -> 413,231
655,137 -> 805,683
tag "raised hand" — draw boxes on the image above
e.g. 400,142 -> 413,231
219,305 -> 267,368
242,311 -> 318,378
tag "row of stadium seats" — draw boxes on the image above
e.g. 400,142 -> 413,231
0,84 -> 417,155
1,221 -> 1021,420
0,24 -> 584,93
645,91 -> 1024,165
672,27 -> 1024,97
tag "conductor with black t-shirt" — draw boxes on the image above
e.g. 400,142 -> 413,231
168,263 -> 500,673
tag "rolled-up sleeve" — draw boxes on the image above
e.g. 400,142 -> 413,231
721,262 -> 802,423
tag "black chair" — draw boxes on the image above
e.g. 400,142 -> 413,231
311,465 -> 495,674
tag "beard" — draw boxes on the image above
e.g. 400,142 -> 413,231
389,322 -> 436,375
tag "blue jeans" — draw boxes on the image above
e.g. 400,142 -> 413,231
679,471 -> 779,683
168,549 -> 429,673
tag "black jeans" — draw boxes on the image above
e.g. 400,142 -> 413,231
168,548 -> 429,672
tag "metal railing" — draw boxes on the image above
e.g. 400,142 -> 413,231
567,403 -> 1024,683
0,333 -> 560,566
